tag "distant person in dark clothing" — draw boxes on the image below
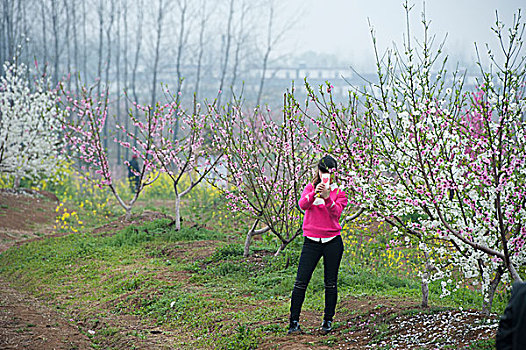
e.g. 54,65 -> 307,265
496,281 -> 526,350
128,155 -> 140,191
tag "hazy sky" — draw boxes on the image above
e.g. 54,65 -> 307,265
278,0 -> 524,68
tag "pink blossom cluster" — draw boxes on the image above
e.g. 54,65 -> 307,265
210,99 -> 314,251
60,86 -> 112,187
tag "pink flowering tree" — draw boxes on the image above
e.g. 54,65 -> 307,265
126,91 -> 222,231
292,7 -> 526,313
59,85 -> 158,220
211,96 -> 315,256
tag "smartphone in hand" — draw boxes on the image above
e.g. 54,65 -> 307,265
315,173 -> 330,198
321,173 -> 330,188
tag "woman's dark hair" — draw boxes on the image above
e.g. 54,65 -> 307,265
313,155 -> 337,187
318,155 -> 337,173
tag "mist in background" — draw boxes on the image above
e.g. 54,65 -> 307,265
279,0 -> 524,70
1,0 -> 523,106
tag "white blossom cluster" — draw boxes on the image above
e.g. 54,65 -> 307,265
323,11 -> 526,310
349,85 -> 526,301
358,309 -> 499,349
0,61 -> 64,184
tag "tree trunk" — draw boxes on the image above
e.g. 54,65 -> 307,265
63,0 -> 70,91
96,0 -> 104,97
108,185 -> 135,222
175,0 -> 187,102
256,4 -> 274,107
71,0 -> 79,93
123,1 -> 130,161
244,219 -> 259,257
229,1 -> 249,103
174,193 -> 181,231
40,0 -> 47,67
507,262 -> 523,283
131,0 -> 143,150
150,0 -> 164,107
13,174 -> 20,189
421,277 -> 429,308
0,3 -> 4,72
274,241 -> 287,256
51,0 -> 59,86
20,0 -> 29,65
244,221 -> 271,257
482,266 -> 503,315
103,0 -> 115,151
115,4 -> 121,164
194,0 -> 207,100
217,0 -> 234,108
82,0 -> 87,81
131,0 -> 143,104
421,250 -> 432,308
173,0 -> 187,141
125,207 -> 132,221
3,0 -> 14,64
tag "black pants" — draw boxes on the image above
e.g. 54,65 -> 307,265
290,235 -> 344,322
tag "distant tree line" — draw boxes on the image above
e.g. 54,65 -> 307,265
0,0 -> 294,163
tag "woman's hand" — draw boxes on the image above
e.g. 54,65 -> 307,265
315,183 -> 330,199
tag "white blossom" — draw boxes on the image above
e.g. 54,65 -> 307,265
0,61 -> 65,186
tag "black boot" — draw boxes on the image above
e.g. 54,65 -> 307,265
288,320 -> 302,335
321,319 -> 333,334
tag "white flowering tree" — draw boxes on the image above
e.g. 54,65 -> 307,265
0,60 -> 64,188
292,6 -> 526,313
362,10 -> 526,313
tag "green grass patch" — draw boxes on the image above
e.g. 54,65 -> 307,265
110,218 -> 226,248
466,338 -> 496,349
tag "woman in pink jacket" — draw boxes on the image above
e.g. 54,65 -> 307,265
288,155 -> 348,335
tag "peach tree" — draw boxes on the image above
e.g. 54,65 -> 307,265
123,92 -> 222,231
290,7 -> 526,313
210,96 -> 315,256
59,85 -> 158,220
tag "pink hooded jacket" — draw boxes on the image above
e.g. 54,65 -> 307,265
298,183 -> 348,238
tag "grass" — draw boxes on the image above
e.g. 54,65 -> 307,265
0,217 -> 506,349
0,219 -> 278,348
467,338 -> 496,349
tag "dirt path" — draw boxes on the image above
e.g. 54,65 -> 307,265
0,190 -> 95,349
0,189 -> 58,253
0,277 -> 93,350
258,295 -> 500,349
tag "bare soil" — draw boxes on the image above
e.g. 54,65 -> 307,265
0,278 -> 93,350
0,189 -> 93,349
91,209 -> 173,236
0,189 -> 59,252
258,295 -> 498,349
